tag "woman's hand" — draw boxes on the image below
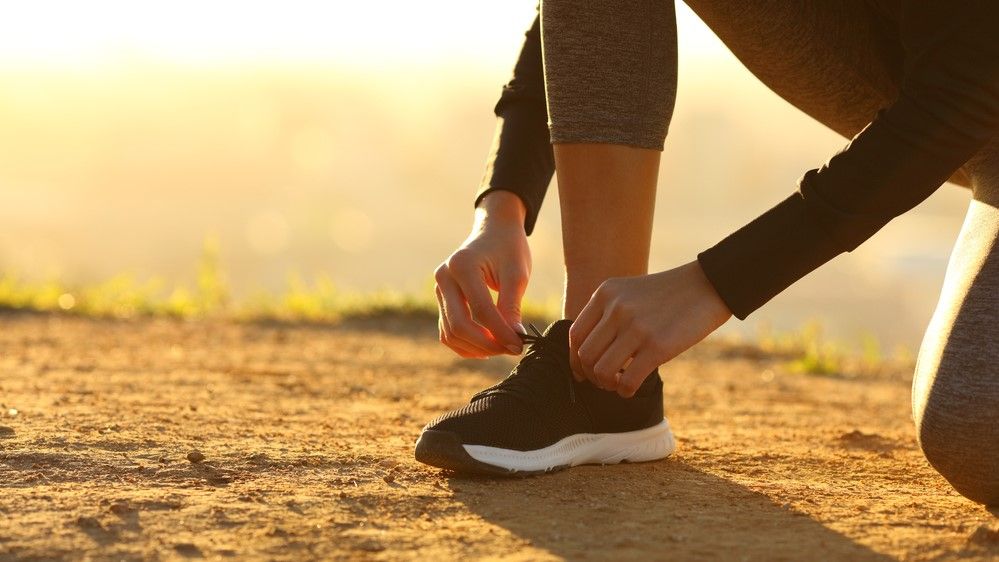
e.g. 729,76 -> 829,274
569,260 -> 732,397
434,191 -> 531,358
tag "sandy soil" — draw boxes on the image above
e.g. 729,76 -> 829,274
0,313 -> 996,561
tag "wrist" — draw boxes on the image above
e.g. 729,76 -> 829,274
474,190 -> 527,231
689,259 -> 733,320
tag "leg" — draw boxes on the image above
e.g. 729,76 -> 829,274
685,0 -> 904,137
683,0 -> 972,187
913,139 -> 999,506
555,145 -> 662,317
539,0 -> 677,317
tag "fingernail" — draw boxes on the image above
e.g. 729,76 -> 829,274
506,344 -> 522,355
515,323 -> 526,334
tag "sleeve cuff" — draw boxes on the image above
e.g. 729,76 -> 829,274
475,104 -> 554,236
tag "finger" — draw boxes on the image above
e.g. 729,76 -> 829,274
592,334 -> 641,391
434,284 -> 449,335
616,350 -> 660,398
436,271 -> 506,355
436,264 -> 490,356
438,281 -> 504,355
568,299 -> 603,381
436,289 -> 482,358
495,269 -> 528,339
438,313 -> 486,359
450,263 -> 522,353
576,314 -> 618,386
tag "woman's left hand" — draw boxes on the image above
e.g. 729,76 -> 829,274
569,260 -> 732,397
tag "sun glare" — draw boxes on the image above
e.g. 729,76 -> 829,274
0,1 -> 726,67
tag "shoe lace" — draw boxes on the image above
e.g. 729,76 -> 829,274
475,323 -> 576,406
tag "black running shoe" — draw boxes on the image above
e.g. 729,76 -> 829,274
415,319 -> 675,475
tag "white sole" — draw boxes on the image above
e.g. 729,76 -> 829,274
462,418 -> 675,473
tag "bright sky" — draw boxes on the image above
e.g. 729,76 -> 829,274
0,0 -> 728,67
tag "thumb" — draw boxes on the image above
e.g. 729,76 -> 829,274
496,271 -> 528,333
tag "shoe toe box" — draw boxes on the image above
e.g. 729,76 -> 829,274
422,395 -> 573,451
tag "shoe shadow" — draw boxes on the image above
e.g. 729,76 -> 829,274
447,458 -> 892,561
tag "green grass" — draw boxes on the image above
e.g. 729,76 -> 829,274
753,320 -> 912,377
761,320 -> 843,375
0,238 -> 231,319
0,239 -> 558,325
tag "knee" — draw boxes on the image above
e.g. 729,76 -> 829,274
964,136 -> 999,207
915,382 -> 999,506
911,164 -> 999,506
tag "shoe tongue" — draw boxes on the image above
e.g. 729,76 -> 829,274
541,319 -> 573,343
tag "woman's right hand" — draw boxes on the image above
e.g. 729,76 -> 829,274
434,191 -> 531,358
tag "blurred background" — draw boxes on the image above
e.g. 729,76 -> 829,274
0,0 -> 970,351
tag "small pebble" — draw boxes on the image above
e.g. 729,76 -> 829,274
357,540 -> 385,553
247,452 -> 269,463
109,501 -> 133,515
174,543 -> 202,557
266,526 -> 289,537
0,426 -> 14,438
187,450 -> 205,464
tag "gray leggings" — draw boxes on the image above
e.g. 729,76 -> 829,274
541,0 -> 999,505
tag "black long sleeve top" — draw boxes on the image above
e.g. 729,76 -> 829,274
474,2 -> 999,320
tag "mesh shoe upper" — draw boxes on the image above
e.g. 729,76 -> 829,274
423,319 -> 664,451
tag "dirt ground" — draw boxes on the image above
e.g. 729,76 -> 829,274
0,313 -> 996,561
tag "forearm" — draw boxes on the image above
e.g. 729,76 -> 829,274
474,6 -> 554,236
